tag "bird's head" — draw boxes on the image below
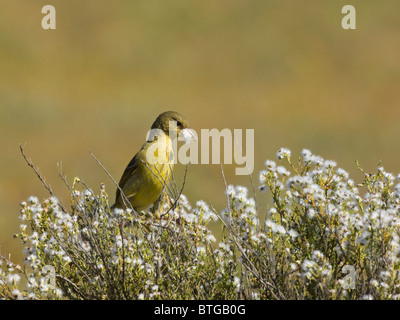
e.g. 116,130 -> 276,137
151,111 -> 196,142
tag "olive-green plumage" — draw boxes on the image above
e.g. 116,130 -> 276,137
113,111 -> 191,215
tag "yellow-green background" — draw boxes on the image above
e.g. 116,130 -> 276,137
1,1 -> 399,265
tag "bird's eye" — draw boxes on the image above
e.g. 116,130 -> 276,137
176,120 -> 183,128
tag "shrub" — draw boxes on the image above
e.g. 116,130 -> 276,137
1,148 -> 400,299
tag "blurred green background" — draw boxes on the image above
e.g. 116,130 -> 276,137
1,1 -> 399,265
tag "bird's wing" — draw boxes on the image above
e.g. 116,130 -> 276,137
114,144 -> 146,206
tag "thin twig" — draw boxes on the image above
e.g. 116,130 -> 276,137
89,150 -> 158,267
88,150 -> 132,210
57,163 -> 81,209
19,143 -> 68,214
211,204 -> 282,299
141,159 -> 177,202
158,164 -> 189,220
220,162 -> 232,216
233,135 -> 258,211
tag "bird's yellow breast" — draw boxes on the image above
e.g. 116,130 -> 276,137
121,133 -> 174,211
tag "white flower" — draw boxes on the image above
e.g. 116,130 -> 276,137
183,212 -> 197,223
356,229 -> 370,245
302,271 -> 313,280
235,186 -> 248,199
132,258 -> 143,266
265,160 -> 277,170
276,148 -> 291,160
218,242 -> 231,252
302,259 -> 316,271
55,288 -> 63,298
195,200 -> 217,222
226,185 -> 236,197
28,196 -> 39,204
123,257 -> 132,264
259,170 -> 269,185
233,276 -> 241,291
251,292 -> 260,300
27,292 -> 37,299
178,194 -> 192,210
276,225 -> 286,234
347,179 -> 355,188
250,235 -> 260,243
63,256 -> 72,263
206,234 -> 216,243
49,196 -> 59,205
311,155 -> 324,166
6,273 -> 21,284
115,235 -> 123,248
301,149 -> 312,163
12,289 -> 22,299
323,160 -> 337,169
327,204 -> 339,216
277,166 -> 291,177
265,219 -> 277,232
307,208 -> 316,219
288,229 -> 298,238
196,246 -> 206,254
370,279 -> 379,287
196,200 -> 208,211
379,271 -> 391,281
81,242 -> 91,252
145,263 -> 153,273
304,184 -> 325,202
113,208 -> 124,217
336,168 -> 349,179
311,250 -> 323,260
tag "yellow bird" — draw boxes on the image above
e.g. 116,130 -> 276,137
113,111 -> 193,217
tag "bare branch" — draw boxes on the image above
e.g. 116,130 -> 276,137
19,143 -> 68,214
88,150 -> 132,210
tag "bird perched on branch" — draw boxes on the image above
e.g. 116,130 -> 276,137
112,111 -> 194,218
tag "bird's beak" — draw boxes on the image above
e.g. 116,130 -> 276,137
180,128 -> 197,144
